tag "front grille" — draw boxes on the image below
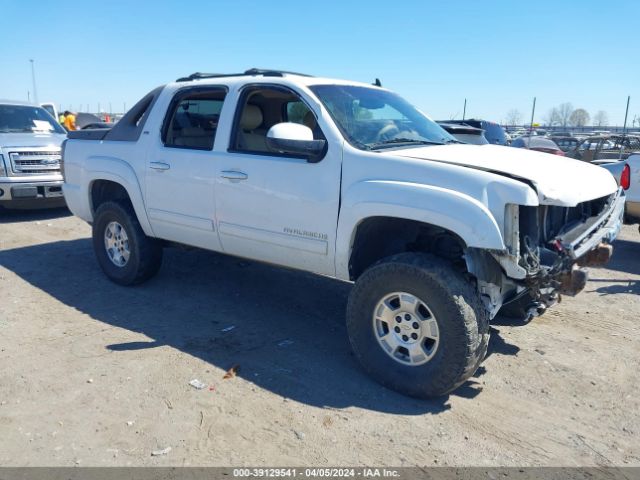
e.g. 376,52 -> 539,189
9,150 -> 61,175
541,193 -> 613,242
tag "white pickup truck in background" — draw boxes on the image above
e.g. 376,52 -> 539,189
623,153 -> 640,229
62,69 -> 625,398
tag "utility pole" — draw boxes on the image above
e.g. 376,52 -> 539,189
529,97 -> 536,134
462,99 -> 467,121
622,96 -> 630,136
620,95 -> 631,160
29,59 -> 39,104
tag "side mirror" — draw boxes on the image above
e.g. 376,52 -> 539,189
266,123 -> 326,162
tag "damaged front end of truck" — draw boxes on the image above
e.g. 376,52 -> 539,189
467,188 -> 625,321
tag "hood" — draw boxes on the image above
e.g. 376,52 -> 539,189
0,132 -> 66,149
392,144 -> 617,206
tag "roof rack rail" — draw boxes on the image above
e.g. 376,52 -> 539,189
176,68 -> 312,82
243,68 -> 312,77
176,72 -> 237,82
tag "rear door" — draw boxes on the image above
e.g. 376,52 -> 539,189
145,86 -> 227,250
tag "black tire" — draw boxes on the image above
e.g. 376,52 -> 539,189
92,201 -> 163,286
346,253 -> 489,398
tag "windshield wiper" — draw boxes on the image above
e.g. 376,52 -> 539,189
367,138 -> 445,150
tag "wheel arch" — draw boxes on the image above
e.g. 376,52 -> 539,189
346,216 -> 469,280
85,156 -> 154,236
336,181 -> 506,280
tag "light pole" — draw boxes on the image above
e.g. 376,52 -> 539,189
29,59 -> 39,104
529,97 -> 536,133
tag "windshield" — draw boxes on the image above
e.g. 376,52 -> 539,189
0,105 -> 66,134
309,85 -> 456,150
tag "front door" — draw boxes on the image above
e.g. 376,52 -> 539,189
145,86 -> 227,250
214,85 -> 341,276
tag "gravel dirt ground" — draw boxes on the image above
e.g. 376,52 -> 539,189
0,208 -> 638,467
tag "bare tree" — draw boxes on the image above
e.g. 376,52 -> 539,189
544,107 -> 561,126
569,108 -> 590,127
593,110 -> 609,127
558,103 -> 574,127
505,109 -> 522,126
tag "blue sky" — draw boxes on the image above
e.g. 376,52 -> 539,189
1,0 -> 638,125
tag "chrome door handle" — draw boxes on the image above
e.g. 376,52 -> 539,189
220,170 -> 248,181
150,162 -> 170,171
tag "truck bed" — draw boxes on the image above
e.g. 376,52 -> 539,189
67,129 -> 111,141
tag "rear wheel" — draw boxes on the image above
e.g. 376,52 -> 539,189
346,253 -> 489,398
92,201 -> 163,285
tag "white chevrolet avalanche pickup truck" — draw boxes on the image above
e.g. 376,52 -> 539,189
62,69 -> 625,398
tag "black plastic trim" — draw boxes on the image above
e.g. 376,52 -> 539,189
67,129 -> 110,140
101,86 -> 165,142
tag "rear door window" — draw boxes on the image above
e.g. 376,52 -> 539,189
162,88 -> 227,150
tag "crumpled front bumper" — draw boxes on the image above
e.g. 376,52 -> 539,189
556,187 -> 625,260
490,188 -> 625,318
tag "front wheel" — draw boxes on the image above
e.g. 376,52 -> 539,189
92,201 -> 163,286
346,253 -> 489,398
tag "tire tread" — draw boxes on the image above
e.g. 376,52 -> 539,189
92,200 -> 162,286
346,253 -> 489,397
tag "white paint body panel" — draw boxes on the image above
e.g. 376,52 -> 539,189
393,144 -> 617,207
213,150 -> 340,275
